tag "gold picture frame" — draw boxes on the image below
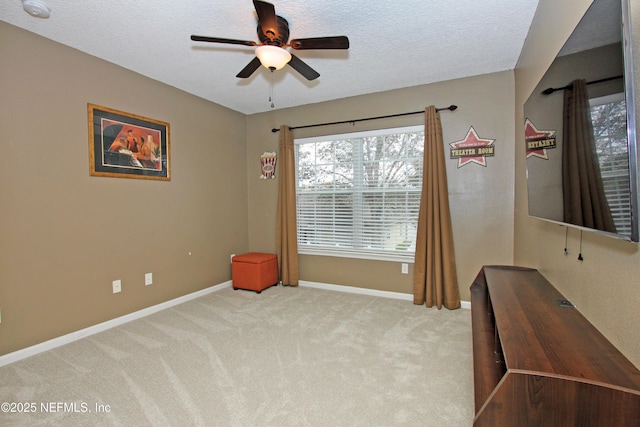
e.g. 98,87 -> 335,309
88,103 -> 170,180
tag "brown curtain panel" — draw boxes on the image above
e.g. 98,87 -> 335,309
413,106 -> 461,309
562,79 -> 616,233
276,125 -> 299,286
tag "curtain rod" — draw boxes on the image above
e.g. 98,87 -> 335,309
541,75 -> 623,95
270,105 -> 458,133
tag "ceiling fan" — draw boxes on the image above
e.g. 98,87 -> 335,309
190,0 -> 349,81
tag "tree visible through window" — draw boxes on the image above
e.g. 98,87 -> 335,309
295,126 -> 424,261
590,93 -> 631,236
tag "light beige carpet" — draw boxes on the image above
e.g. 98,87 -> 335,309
0,285 -> 473,426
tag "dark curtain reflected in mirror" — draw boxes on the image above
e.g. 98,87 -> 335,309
562,79 -> 617,233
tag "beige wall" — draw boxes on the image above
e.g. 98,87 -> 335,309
0,23 -> 249,355
514,0 -> 640,368
247,71 -> 517,301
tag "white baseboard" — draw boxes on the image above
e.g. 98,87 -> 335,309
1,279 -> 469,367
0,281 -> 232,368
299,280 -> 471,309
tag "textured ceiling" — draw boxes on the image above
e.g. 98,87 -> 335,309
1,0 -> 540,114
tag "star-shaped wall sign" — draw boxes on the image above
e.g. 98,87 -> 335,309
449,127 -> 495,168
525,118 -> 556,159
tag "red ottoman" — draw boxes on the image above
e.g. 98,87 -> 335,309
232,252 -> 279,293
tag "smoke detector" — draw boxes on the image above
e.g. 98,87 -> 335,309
22,0 -> 51,18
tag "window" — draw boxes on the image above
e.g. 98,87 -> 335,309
295,126 -> 424,262
590,93 -> 631,235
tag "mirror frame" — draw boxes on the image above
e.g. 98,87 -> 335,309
623,0 -> 639,241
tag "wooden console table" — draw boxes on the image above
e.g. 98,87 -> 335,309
470,265 -> 640,426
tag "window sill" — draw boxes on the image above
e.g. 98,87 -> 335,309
298,247 -> 415,263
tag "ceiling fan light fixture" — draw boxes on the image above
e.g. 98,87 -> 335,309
255,45 -> 291,71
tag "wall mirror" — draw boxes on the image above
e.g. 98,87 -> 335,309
524,0 -> 639,241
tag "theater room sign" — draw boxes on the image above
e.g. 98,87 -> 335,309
449,126 -> 496,168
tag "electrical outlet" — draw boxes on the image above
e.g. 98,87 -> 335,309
145,272 -> 153,286
112,279 -> 122,294
230,253 -> 235,263
401,263 -> 409,274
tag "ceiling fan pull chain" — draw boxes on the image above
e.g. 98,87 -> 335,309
269,70 -> 275,108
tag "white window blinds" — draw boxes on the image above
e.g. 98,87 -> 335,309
295,126 -> 424,262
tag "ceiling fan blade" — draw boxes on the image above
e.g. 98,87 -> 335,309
236,57 -> 262,78
191,35 -> 256,47
288,54 -> 320,81
253,0 -> 278,40
290,36 -> 350,50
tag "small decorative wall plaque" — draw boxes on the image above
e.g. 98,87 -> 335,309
449,126 -> 496,168
260,151 -> 277,179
